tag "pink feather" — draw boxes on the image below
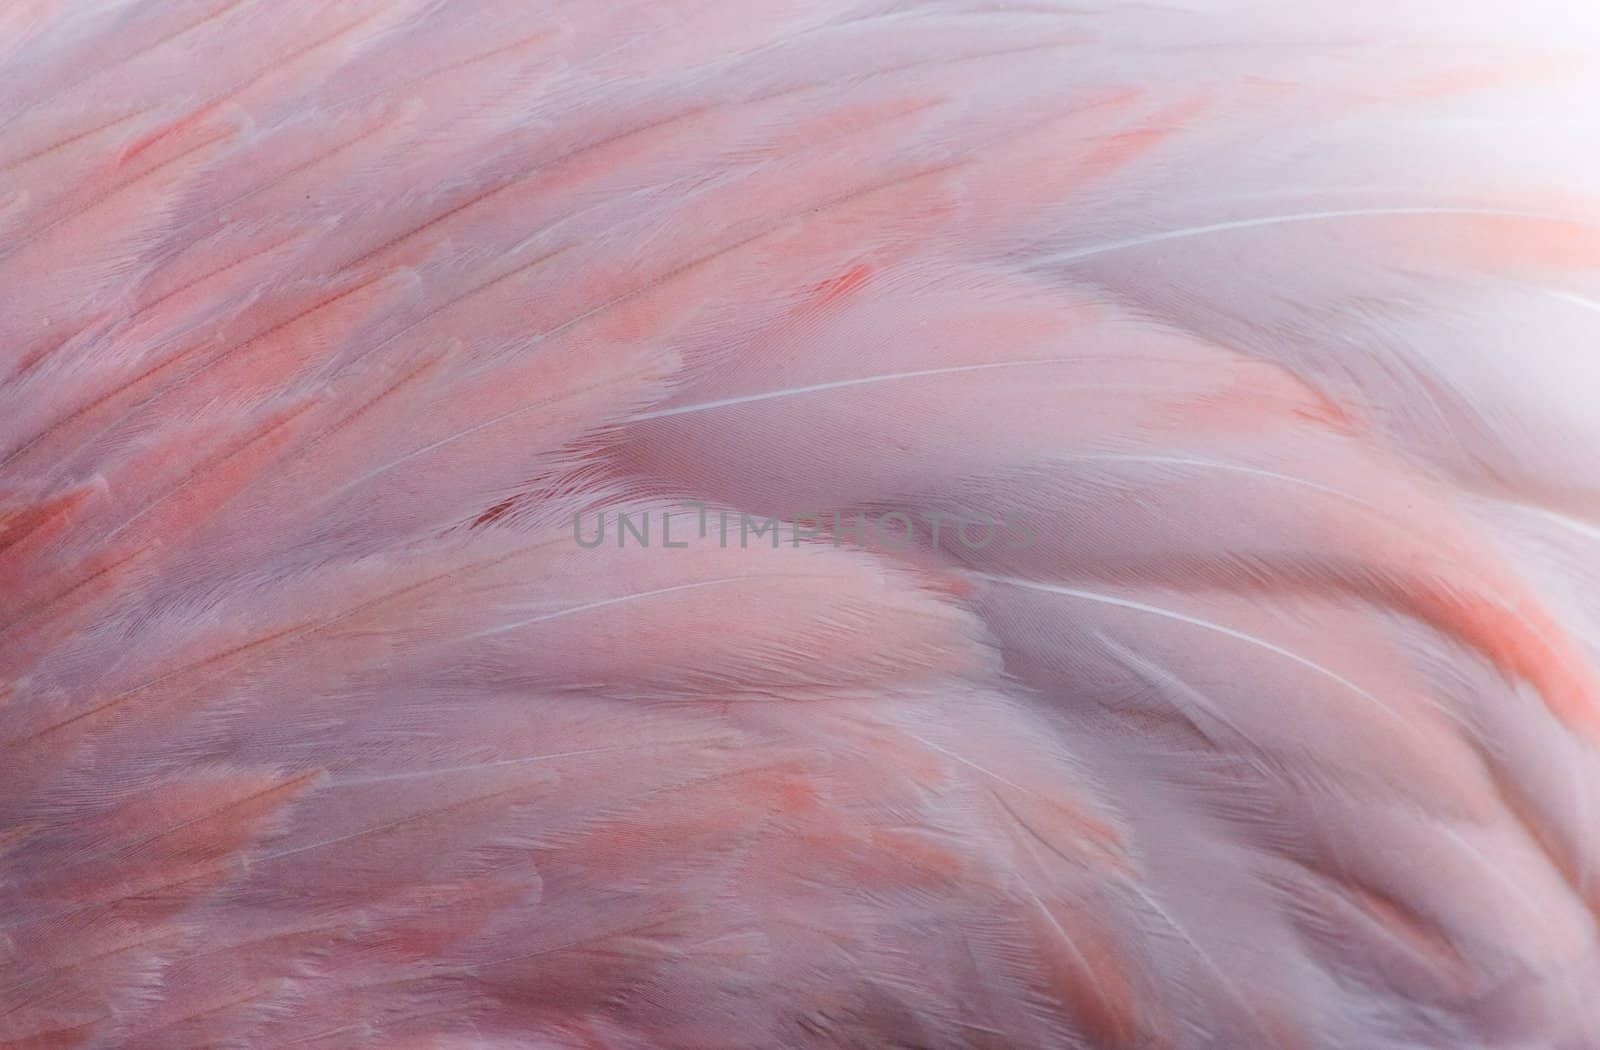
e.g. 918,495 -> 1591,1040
3,2 -> 1600,1047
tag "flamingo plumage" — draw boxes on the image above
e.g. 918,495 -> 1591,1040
3,1 -> 1600,1047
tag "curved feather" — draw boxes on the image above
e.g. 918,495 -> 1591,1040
3,2 -> 1600,1048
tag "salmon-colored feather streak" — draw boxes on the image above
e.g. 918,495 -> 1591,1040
2,1 -> 1600,1047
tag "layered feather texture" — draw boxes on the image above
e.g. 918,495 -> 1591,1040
3,1 -> 1600,1047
